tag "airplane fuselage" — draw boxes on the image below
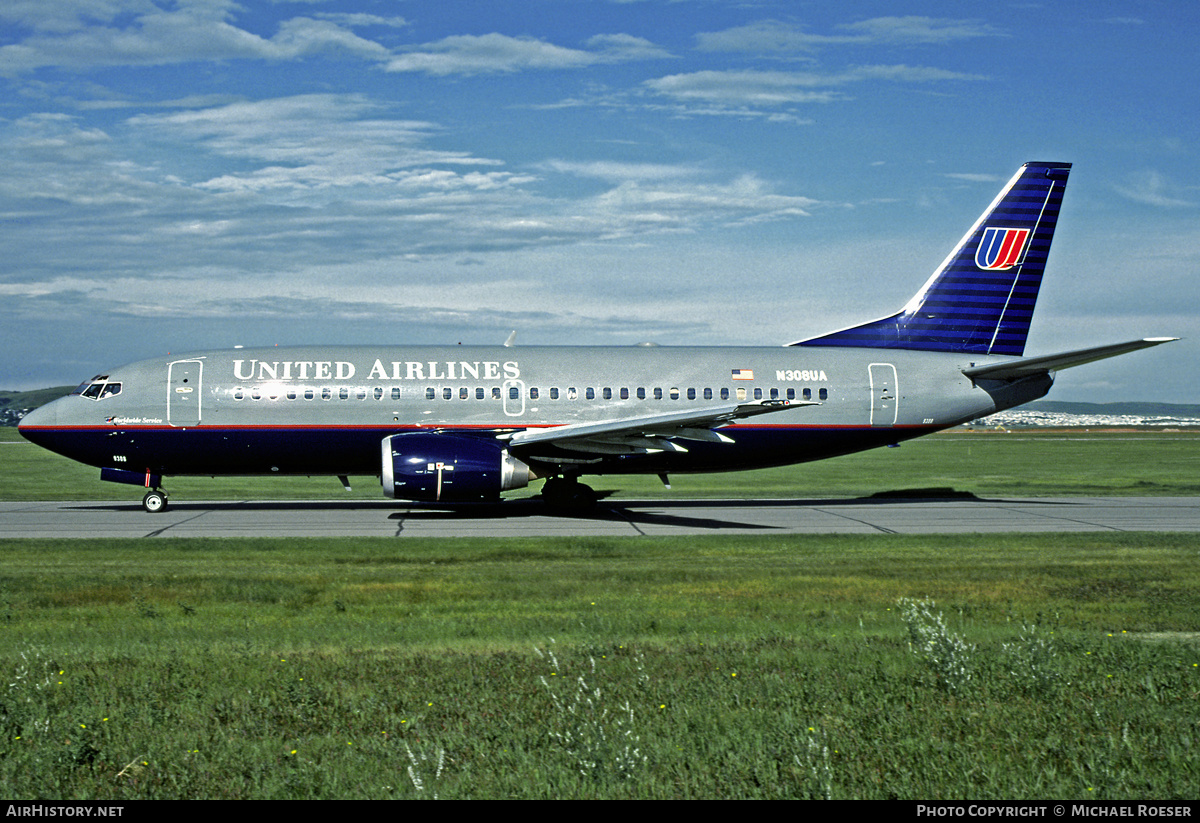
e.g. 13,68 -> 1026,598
18,343 -> 1048,480
19,162 -> 1170,510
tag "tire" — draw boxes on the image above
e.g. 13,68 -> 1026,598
142,490 -> 168,513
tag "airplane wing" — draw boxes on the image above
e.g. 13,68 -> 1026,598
962,338 -> 1178,382
504,400 -> 818,457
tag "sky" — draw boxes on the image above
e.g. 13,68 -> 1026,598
1,0 -> 1196,402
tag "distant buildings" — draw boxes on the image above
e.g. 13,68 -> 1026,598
0,408 -> 29,427
975,410 -> 1200,428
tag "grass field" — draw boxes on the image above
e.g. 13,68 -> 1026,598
1,429 -> 1197,798
0,533 -> 1197,799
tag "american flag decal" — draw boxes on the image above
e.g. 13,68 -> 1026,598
731,369 -> 754,380
975,227 -> 1030,271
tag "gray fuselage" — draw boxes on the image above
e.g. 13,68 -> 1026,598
19,344 -> 1051,481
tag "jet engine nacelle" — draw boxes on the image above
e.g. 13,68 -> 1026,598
381,433 -> 532,502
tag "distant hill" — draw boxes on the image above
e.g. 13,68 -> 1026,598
0,387 -> 74,426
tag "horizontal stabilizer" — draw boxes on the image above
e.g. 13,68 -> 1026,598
962,337 -> 1178,381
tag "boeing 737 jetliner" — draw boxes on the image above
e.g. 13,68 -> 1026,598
18,162 -> 1175,511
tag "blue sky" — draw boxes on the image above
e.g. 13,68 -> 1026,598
1,0 -> 1196,401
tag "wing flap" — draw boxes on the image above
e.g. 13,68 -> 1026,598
506,400 -> 817,458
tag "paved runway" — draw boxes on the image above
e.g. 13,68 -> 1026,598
2,496 -> 1198,538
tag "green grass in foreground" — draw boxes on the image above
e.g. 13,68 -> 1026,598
4,427 -> 1200,500
0,533 -> 1197,799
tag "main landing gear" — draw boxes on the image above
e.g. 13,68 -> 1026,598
541,476 -> 598,510
142,489 -> 169,513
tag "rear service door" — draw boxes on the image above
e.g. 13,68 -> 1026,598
869,363 -> 898,427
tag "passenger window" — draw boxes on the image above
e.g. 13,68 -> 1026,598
550,387 -> 559,400
426,388 -> 435,400
819,388 -> 828,401
444,388 -> 453,400
636,388 -> 645,400
322,387 -> 333,400
305,389 -> 315,400
509,387 -> 519,400
620,388 -> 629,400
803,388 -> 812,401
476,388 -> 485,400
234,388 -> 244,400
460,387 -> 469,400
492,387 -> 501,400
567,387 -> 577,400
603,388 -> 612,400
736,388 -> 746,401
770,388 -> 779,400
392,388 -> 402,400
375,388 -> 384,400
687,388 -> 696,400
654,388 -> 663,400
670,388 -> 680,400
586,388 -> 595,400
753,388 -> 762,400
703,388 -> 712,400
721,388 -> 729,400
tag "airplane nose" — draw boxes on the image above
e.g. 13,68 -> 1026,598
17,400 -> 58,438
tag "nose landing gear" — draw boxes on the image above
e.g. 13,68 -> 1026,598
142,489 -> 169,513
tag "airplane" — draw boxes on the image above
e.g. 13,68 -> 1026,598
18,161 -> 1176,512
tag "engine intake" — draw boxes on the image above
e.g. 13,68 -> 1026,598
381,433 -> 532,502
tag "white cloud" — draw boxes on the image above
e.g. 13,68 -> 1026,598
1113,171 -> 1195,208
129,95 -> 492,181
590,174 -> 820,231
942,172 -> 1004,183
584,33 -> 674,61
837,16 -> 1003,44
644,65 -> 981,109
0,0 -> 157,34
696,16 -> 1003,54
695,20 -> 833,53
312,13 -> 409,30
542,159 -> 699,183
645,71 -> 843,106
384,32 -> 670,75
2,91 -> 824,322
0,1 -> 389,74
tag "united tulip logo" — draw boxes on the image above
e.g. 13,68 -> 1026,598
975,227 -> 1030,270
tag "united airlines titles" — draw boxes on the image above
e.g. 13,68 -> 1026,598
233,359 -> 521,383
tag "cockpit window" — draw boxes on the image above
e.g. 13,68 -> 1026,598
71,375 -> 121,400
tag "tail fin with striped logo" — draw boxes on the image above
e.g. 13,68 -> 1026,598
793,161 -> 1071,356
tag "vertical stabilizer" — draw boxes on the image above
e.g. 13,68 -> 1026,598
794,161 -> 1071,356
